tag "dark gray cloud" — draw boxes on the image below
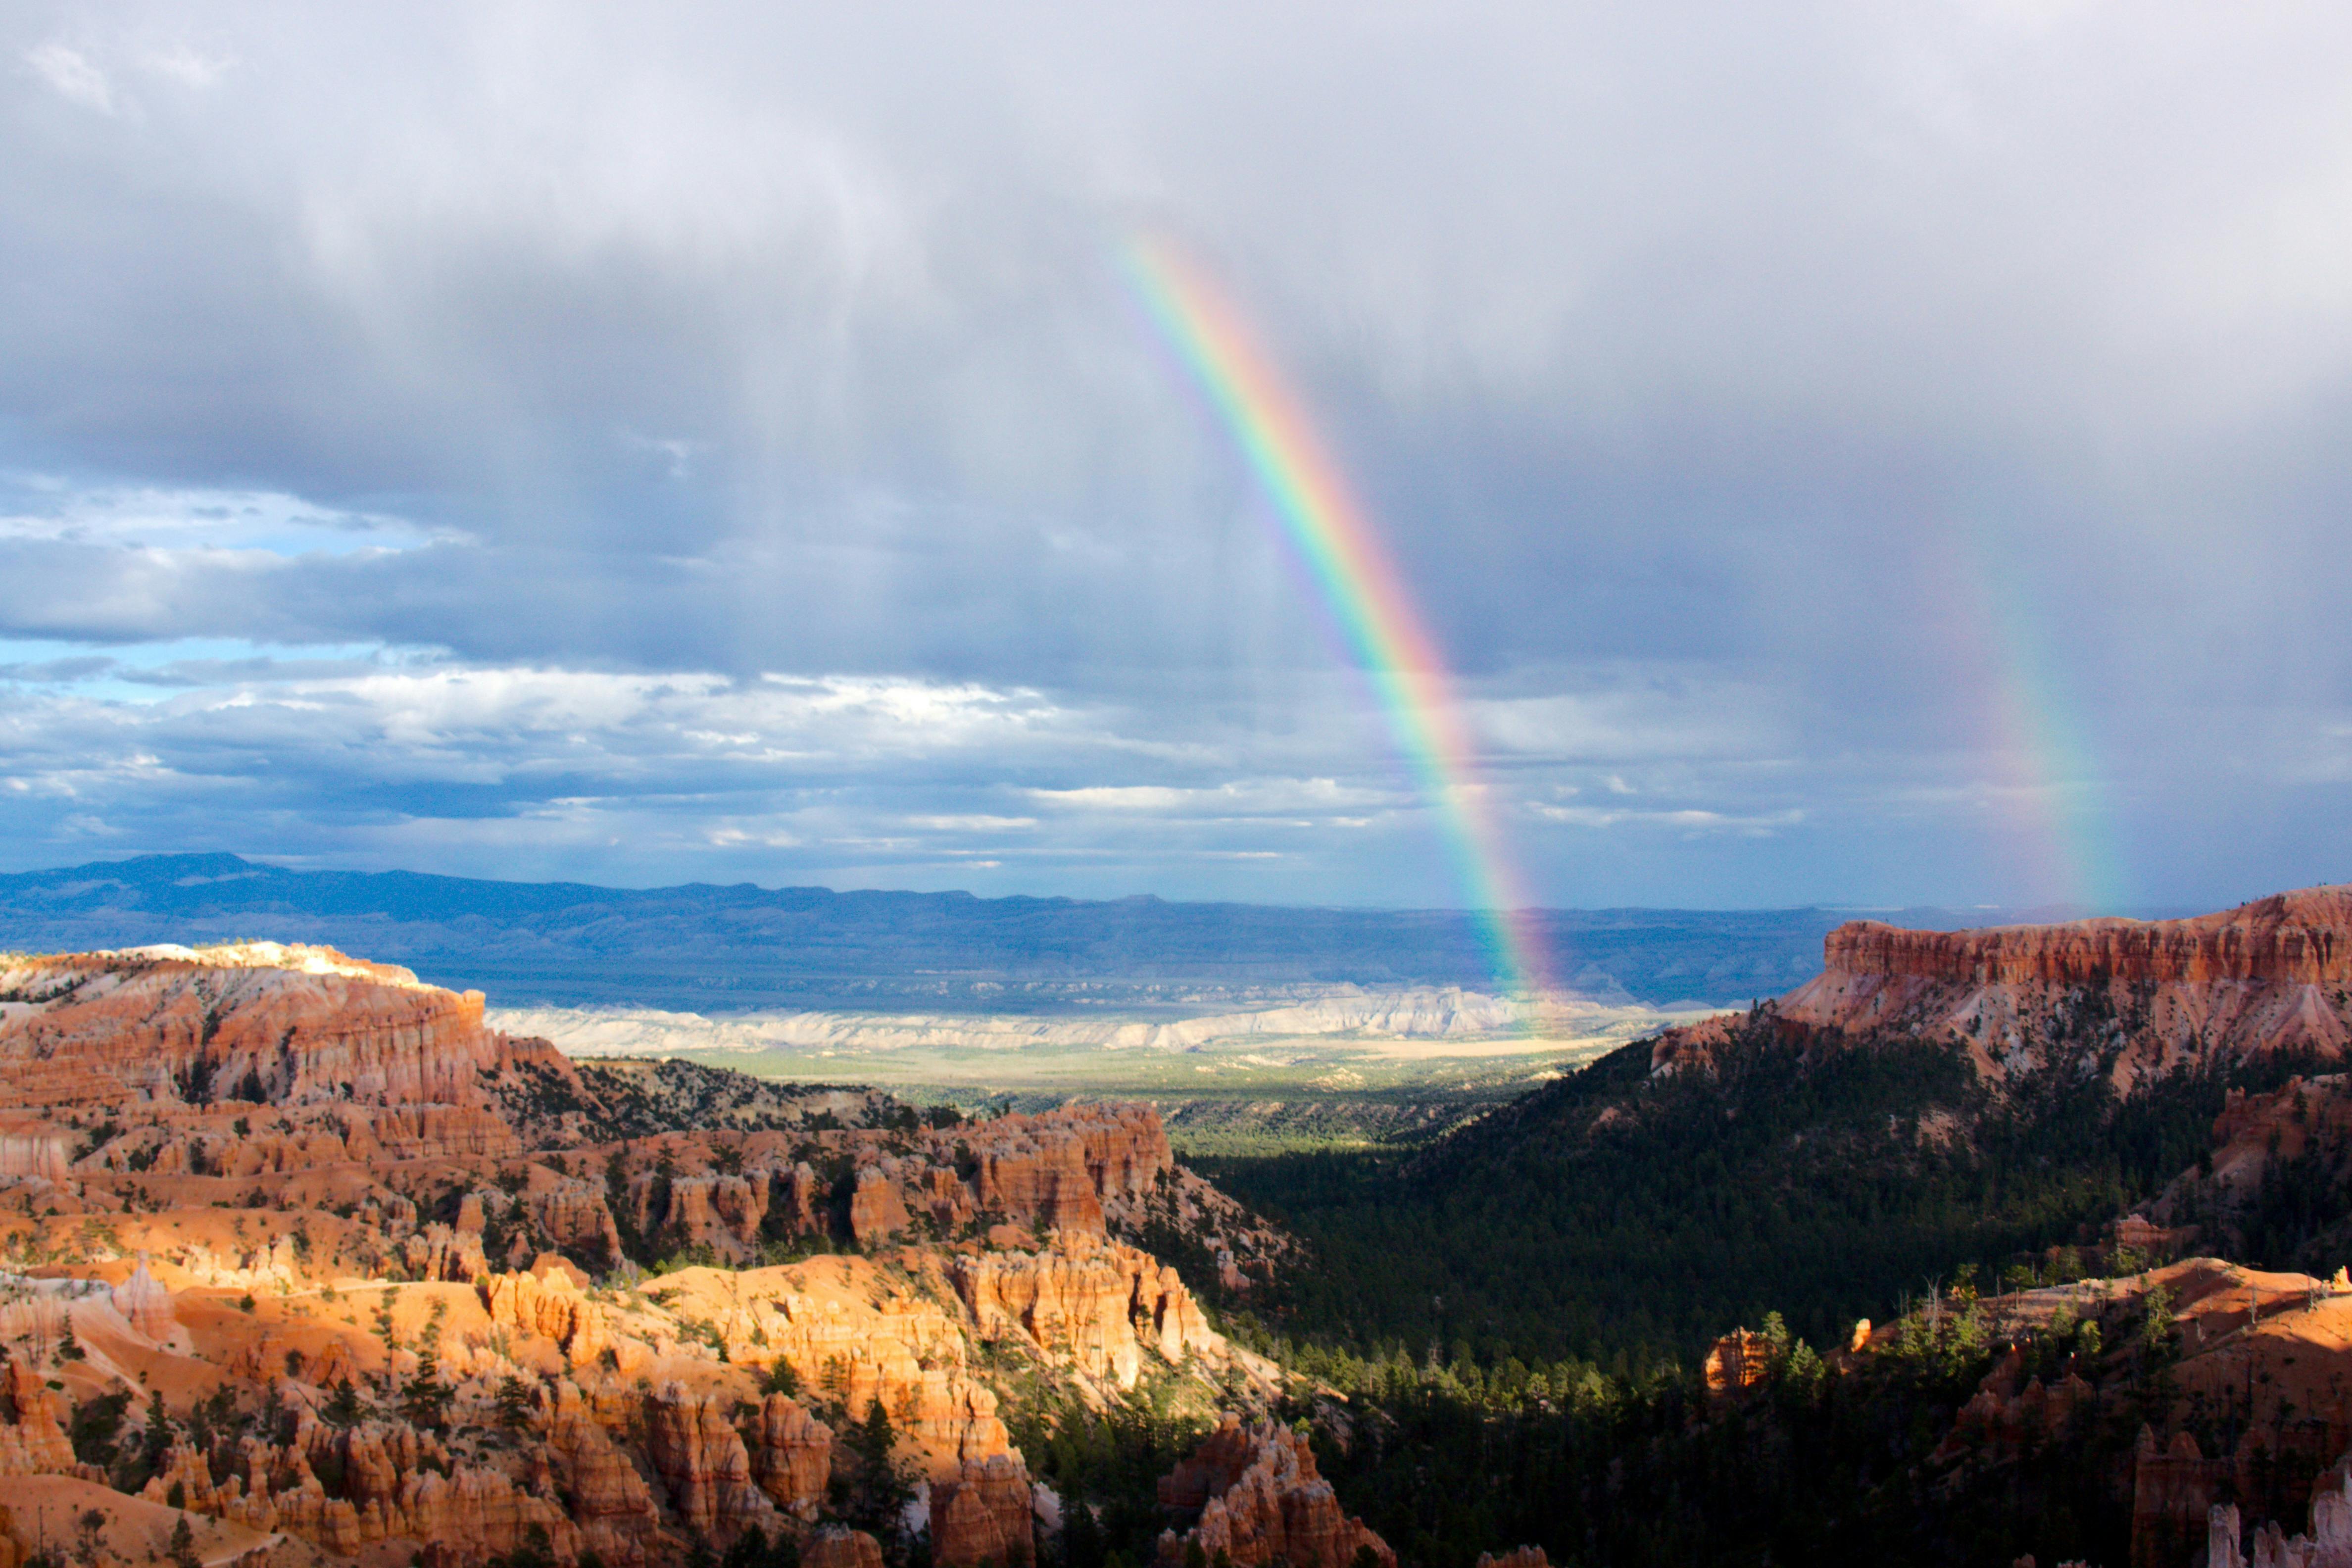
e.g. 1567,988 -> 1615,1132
1,1 -> 2349,911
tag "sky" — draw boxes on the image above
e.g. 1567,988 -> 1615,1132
3,2 -> 2351,913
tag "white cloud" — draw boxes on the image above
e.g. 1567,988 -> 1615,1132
0,478 -> 441,559
1028,778 -> 1395,817
705,826 -> 802,848
1469,682 -> 1785,763
25,42 -> 114,113
140,48 -> 234,88
1533,803 -> 1806,837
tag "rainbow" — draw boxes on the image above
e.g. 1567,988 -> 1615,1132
1944,528 -> 2127,913
1119,233 -> 1551,1001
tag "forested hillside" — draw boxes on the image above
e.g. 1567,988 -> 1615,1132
1203,1010 -> 2317,1369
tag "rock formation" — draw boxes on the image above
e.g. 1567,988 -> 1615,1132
2198,1450 -> 2352,1568
750,1394 -> 832,1517
0,1357 -> 78,1474
805,1528 -> 887,1568
481,1262 -> 611,1368
646,1380 -> 779,1539
0,943 -> 550,1115
108,1259 -> 176,1344
954,1234 -> 1224,1390
931,1452 -> 1038,1568
1701,1329 -> 1773,1395
1651,886 -> 2352,1091
1475,1551 -> 1550,1568
544,1382 -> 661,1557
1155,1416 -> 1395,1568
0,939 -> 1287,1567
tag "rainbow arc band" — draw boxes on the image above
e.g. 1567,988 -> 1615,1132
1120,233 -> 1550,1005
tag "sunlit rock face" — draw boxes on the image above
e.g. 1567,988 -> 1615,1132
1154,1416 -> 1395,1568
1650,885 -> 2352,1091
0,940 -> 1286,1568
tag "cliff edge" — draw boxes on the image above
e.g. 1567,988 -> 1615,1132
1652,885 -> 2352,1089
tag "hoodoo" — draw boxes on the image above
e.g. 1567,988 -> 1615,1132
0,941 -> 1286,1568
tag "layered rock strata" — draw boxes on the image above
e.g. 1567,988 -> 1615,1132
0,943 -> 546,1113
1651,886 -> 2352,1091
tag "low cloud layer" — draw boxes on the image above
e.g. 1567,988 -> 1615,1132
2,3 -> 2349,910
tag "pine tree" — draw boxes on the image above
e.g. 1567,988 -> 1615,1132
141,1392 -> 175,1470
495,1374 -> 533,1431
827,1396 -> 916,1545
325,1377 -> 365,1428
401,1345 -> 452,1430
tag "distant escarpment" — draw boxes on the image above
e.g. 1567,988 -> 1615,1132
1651,885 -> 2352,1089
0,941 -> 545,1117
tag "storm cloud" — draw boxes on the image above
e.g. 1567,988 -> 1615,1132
3,2 -> 2349,909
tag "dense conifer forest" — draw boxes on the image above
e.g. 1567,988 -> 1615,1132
1195,1011 -> 2317,1369
1015,1013 -> 2352,1568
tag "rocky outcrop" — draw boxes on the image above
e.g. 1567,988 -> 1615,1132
404,1223 -> 490,1283
482,1264 -> 611,1368
954,1235 -> 1221,1389
700,1101 -> 1185,1258
805,1528 -> 886,1568
646,1380 -> 779,1539
2209,1503 -> 2247,1568
0,1358 -> 76,1474
2198,1450 -> 2352,1568
196,1406 -> 584,1562
110,1257 -> 177,1342
849,1167 -> 911,1243
931,1452 -> 1037,1568
1475,1551 -> 1550,1568
1155,1417 -> 1394,1568
0,1135 -> 69,1183
545,1383 -> 661,1555
1828,890 -> 2352,986
1651,886 -> 2352,1092
1927,1347 -> 2095,1469
968,1104 -> 1173,1232
750,1394 -> 832,1517
1701,1329 -> 1772,1395
0,938 -> 1284,1568
0,943 -> 571,1118
2129,1426 -> 2236,1564
529,1177 -> 629,1264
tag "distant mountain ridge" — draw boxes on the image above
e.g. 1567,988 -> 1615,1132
0,852 -> 1917,1012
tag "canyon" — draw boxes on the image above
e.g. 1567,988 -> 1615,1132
0,941 -> 1376,1568
17,885 -> 2352,1566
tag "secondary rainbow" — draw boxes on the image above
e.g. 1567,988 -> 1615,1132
1119,233 -> 1551,1001
1942,526 -> 2127,913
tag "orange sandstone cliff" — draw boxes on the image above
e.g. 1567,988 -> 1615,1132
1650,885 -> 2352,1090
